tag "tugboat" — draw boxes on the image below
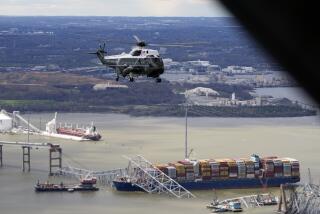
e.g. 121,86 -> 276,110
34,177 -> 99,192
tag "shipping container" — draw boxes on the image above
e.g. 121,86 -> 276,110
209,161 -> 220,178
167,166 -> 176,178
236,160 -> 246,178
228,160 -> 238,178
155,164 -> 169,175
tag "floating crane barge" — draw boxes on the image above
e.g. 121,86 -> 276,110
35,177 -> 99,192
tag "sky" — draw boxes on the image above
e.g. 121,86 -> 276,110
0,0 -> 231,16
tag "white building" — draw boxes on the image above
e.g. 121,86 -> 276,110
0,110 -> 13,132
222,66 -> 256,74
186,87 -> 220,97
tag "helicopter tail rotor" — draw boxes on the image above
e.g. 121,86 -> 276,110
88,42 -> 107,55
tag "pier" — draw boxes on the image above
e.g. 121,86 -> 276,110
0,141 -> 62,174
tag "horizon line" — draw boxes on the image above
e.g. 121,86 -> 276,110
0,15 -> 232,18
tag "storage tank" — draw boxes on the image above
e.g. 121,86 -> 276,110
0,110 -> 13,132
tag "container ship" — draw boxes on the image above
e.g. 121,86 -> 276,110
35,177 -> 99,192
113,154 -> 300,191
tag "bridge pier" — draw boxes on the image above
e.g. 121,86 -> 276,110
0,145 -> 3,167
277,184 -> 289,213
49,146 -> 62,176
0,141 -> 62,174
22,146 -> 31,172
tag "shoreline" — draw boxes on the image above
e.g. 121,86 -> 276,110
2,104 -> 316,118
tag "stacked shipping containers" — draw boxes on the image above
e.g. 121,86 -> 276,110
173,163 -> 186,182
283,158 -> 300,177
178,160 -> 195,181
273,159 -> 283,177
209,160 -> 220,178
236,160 -> 246,178
227,160 -> 238,178
216,159 -> 229,178
262,159 -> 275,178
250,154 -> 262,177
244,160 -> 255,178
199,160 -> 211,180
155,164 -> 168,175
167,166 -> 177,179
190,160 -> 200,178
291,160 -> 300,177
282,159 -> 292,177
154,155 -> 300,182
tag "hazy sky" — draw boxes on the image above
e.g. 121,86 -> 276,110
0,0 -> 231,16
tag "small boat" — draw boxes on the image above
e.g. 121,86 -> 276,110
67,188 -> 75,192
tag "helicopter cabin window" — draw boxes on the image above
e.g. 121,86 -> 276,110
131,50 -> 142,56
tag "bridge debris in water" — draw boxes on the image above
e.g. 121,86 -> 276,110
56,155 -> 195,199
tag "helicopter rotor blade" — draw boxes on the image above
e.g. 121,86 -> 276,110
148,44 -> 193,48
133,35 -> 141,43
97,37 -> 210,49
148,42 -> 210,48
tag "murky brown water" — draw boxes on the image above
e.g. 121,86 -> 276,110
1,113 -> 320,214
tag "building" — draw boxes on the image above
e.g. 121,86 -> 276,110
93,82 -> 128,90
0,110 -> 13,132
222,66 -> 256,74
186,87 -> 220,97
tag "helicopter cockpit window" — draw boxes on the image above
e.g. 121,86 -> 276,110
131,50 -> 142,56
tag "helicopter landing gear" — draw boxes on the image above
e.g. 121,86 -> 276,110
156,77 -> 162,83
128,73 -> 134,82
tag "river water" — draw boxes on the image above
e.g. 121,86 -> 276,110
1,111 -> 320,214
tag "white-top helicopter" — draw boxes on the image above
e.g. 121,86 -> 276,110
90,35 -> 205,83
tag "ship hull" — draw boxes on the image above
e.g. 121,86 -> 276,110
113,177 -> 300,192
56,128 -> 101,141
35,186 -> 99,192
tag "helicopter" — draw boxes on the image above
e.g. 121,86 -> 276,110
90,36 -> 165,83
90,36 -> 207,83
